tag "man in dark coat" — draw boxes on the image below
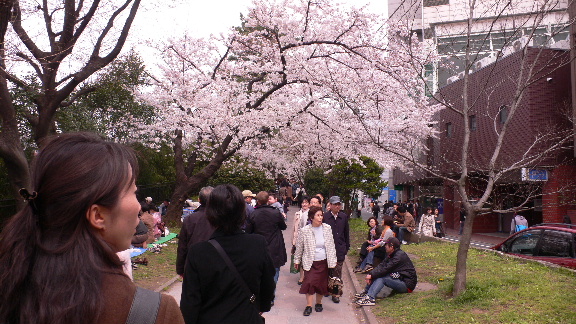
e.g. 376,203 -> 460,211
246,191 -> 287,304
176,186 -> 215,276
356,237 -> 417,306
323,196 -> 350,303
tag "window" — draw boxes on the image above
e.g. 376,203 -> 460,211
445,122 -> 453,138
469,115 -> 477,131
499,105 -> 508,124
506,230 -> 541,255
539,230 -> 573,257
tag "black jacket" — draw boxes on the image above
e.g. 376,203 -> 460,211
323,211 -> 350,261
181,230 -> 276,324
246,204 -> 288,268
370,248 -> 417,291
176,206 -> 216,275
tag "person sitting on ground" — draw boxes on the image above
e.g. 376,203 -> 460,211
393,206 -> 415,245
294,206 -> 337,316
367,217 -> 396,270
140,203 -> 156,244
355,237 -> 417,306
131,218 -> 149,248
151,205 -> 163,240
354,217 -> 382,273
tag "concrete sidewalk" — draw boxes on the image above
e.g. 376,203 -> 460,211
165,206 -> 365,324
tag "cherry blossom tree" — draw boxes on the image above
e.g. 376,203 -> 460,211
135,0 -> 436,221
330,0 -> 574,296
0,0 -> 141,204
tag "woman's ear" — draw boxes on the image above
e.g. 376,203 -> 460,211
86,204 -> 107,230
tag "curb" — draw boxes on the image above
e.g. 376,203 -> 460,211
344,258 -> 378,324
155,274 -> 180,293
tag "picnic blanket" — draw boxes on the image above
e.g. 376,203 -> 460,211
129,233 -> 178,258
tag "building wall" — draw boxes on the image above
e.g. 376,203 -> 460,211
435,48 -> 571,174
542,164 -> 576,223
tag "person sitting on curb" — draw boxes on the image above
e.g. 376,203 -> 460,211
355,237 -> 417,306
393,206 -> 415,245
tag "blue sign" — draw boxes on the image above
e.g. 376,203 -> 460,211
521,168 -> 548,181
437,199 -> 444,214
388,190 -> 397,203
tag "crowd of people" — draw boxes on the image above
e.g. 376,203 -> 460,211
0,132 -> 419,324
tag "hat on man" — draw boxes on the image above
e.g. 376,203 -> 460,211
329,196 -> 341,204
385,237 -> 401,249
145,197 -> 153,203
242,190 -> 256,198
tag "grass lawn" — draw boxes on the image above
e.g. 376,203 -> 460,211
348,218 -> 576,324
132,224 -> 181,291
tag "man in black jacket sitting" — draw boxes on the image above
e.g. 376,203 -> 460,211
355,237 -> 417,306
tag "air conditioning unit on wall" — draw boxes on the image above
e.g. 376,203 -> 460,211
447,75 -> 459,84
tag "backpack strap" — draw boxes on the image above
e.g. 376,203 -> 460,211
208,239 -> 257,304
125,287 -> 161,324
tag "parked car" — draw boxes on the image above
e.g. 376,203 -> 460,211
492,223 -> 576,270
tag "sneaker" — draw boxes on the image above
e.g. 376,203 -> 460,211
361,265 -> 373,273
356,297 -> 376,306
354,291 -> 367,300
353,266 -> 363,273
402,240 -> 408,245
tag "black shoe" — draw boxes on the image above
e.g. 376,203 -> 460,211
303,306 -> 312,316
297,280 -> 303,285
314,303 -> 323,312
332,296 -> 340,303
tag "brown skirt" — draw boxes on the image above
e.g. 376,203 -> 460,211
299,259 -> 329,295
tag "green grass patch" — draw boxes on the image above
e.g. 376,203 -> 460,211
348,219 -> 576,324
132,225 -> 180,290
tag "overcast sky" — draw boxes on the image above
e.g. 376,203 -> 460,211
130,0 -> 388,64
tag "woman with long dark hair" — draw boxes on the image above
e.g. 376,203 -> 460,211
0,133 -> 183,324
180,184 -> 276,324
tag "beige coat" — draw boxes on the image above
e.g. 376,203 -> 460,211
292,208 -> 309,246
294,224 -> 337,271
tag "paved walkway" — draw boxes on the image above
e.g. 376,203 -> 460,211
166,206 -> 364,324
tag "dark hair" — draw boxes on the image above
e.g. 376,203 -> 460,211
397,206 -> 407,213
367,216 -> 379,227
308,206 -> 323,220
301,196 -> 310,204
0,132 -> 138,324
426,207 -> 433,213
268,192 -> 277,200
206,184 -> 246,234
382,216 -> 394,227
141,203 -> 151,213
314,195 -> 323,204
198,186 -> 213,205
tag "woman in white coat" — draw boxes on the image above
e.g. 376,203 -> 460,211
294,206 -> 337,316
292,196 -> 311,284
418,207 -> 436,237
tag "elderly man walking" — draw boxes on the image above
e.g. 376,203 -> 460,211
322,196 -> 350,303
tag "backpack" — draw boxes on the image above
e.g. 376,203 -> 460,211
515,224 -> 528,232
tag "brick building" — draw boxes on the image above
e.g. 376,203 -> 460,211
394,48 -> 575,233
